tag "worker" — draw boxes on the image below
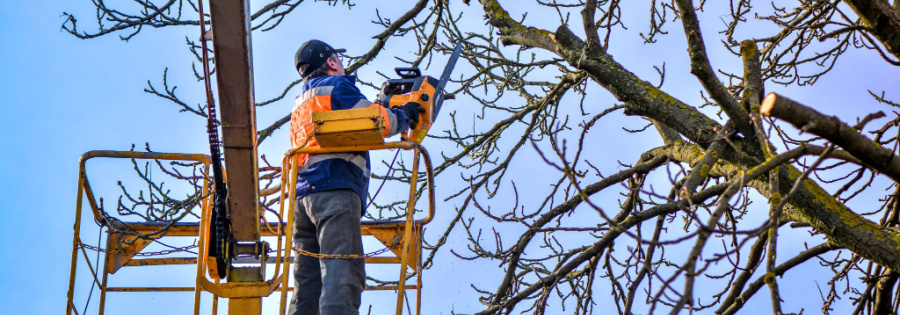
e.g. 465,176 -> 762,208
288,39 -> 424,314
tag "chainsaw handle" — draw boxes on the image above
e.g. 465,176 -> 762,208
394,67 -> 421,79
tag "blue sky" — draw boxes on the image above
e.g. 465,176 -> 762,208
2,1 -> 899,314
1,2 -> 222,313
0,2 -> 480,313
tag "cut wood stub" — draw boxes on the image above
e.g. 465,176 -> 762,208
760,92 -> 778,116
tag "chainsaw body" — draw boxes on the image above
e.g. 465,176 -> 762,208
376,67 -> 440,144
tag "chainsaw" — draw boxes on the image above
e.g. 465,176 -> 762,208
375,43 -> 463,143
310,43 -> 463,147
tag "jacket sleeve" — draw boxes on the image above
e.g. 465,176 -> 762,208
331,78 -> 409,137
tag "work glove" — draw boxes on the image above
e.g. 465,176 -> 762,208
397,102 -> 426,129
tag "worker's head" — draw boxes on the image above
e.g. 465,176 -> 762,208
295,39 -> 346,80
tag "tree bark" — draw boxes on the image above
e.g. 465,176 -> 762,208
760,93 -> 900,182
874,269 -> 899,315
480,0 -> 900,273
843,0 -> 900,60
675,0 -> 755,140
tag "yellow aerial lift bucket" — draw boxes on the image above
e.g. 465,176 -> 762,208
66,139 -> 435,314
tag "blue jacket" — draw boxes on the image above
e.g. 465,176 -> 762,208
290,75 -> 410,209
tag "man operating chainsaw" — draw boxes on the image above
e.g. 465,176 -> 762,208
288,39 -> 424,315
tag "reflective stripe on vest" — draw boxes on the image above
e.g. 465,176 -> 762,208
351,98 -> 373,109
369,104 -> 400,137
294,86 -> 334,111
290,83 -> 397,170
290,86 -> 335,166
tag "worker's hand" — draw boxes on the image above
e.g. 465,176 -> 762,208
397,102 -> 426,129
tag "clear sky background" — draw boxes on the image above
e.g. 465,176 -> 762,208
1,1 -> 898,314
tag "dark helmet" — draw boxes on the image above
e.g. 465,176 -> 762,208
294,39 -> 346,76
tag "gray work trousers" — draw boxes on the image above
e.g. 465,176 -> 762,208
289,189 -> 365,315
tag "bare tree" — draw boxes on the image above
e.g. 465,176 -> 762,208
64,0 -> 900,313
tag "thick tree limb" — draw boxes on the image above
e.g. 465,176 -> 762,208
759,93 -> 900,271
553,24 -> 729,148
481,0 -> 557,50
741,41 -> 775,157
679,134 -> 727,199
760,93 -> 900,182
660,139 -> 900,272
650,117 -> 685,145
874,269 -> 899,315
479,0 -> 728,148
675,0 -> 755,140
772,161 -> 900,271
581,0 -> 601,46
486,0 -> 900,274
843,0 -> 900,61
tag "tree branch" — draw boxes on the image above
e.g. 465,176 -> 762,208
761,93 -> 899,182
843,0 -> 900,61
674,0 -> 755,140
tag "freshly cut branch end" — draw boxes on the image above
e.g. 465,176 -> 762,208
760,92 -> 777,116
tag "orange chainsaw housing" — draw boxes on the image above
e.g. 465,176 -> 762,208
377,72 -> 439,144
